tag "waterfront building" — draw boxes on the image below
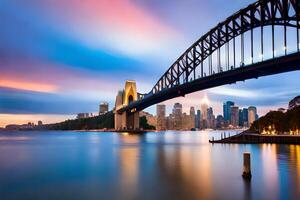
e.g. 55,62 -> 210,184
166,114 -> 174,130
223,101 -> 235,123
182,113 -> 192,130
289,96 -> 300,110
156,104 -> 166,130
230,106 -> 239,127
248,106 -> 257,126
38,121 -> 43,126
99,102 -> 109,115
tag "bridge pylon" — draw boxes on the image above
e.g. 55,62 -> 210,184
114,80 -> 140,130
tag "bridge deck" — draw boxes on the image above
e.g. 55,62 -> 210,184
118,52 -> 300,113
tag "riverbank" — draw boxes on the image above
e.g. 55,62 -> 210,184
209,131 -> 300,144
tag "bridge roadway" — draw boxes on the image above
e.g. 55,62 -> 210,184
118,52 -> 300,114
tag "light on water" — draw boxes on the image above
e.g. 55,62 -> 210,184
0,130 -> 300,199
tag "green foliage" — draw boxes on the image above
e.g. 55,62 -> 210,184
250,106 -> 300,133
46,112 -> 114,130
139,116 -> 155,130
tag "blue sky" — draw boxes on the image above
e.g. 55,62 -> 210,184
0,0 -> 299,126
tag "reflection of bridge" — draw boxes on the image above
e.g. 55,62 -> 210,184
115,0 -> 300,130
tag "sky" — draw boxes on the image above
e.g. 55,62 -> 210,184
0,0 -> 300,127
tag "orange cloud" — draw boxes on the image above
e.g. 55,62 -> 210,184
0,79 -> 58,93
0,114 -> 75,128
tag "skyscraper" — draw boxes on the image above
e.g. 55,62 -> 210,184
239,109 -> 243,127
156,104 -> 166,130
190,107 -> 196,129
230,106 -> 239,127
173,103 -> 183,130
195,110 -> 202,129
99,102 -> 109,115
201,102 -> 208,120
242,108 -> 249,127
248,106 -> 257,126
207,107 -> 215,128
223,101 -> 235,122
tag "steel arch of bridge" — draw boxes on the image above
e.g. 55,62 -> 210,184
118,0 -> 300,113
152,0 -> 299,93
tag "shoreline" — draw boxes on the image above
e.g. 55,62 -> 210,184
210,131 -> 300,144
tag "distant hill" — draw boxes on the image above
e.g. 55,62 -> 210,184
250,105 -> 300,134
44,111 -> 155,131
45,112 -> 114,130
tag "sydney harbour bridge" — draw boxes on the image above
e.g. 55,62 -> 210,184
114,0 -> 300,130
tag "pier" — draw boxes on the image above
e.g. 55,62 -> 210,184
209,132 -> 300,144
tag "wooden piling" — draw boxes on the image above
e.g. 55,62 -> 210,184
242,152 -> 252,179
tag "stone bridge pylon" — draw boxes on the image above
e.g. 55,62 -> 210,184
114,80 -> 140,130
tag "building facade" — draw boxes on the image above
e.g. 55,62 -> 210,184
156,104 -> 166,130
230,106 -> 239,127
223,101 -> 235,123
99,102 -> 109,115
248,106 -> 257,126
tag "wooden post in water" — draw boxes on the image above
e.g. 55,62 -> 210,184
242,152 -> 252,179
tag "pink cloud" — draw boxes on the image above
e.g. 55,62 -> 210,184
29,0 -> 182,56
1,58 -> 120,99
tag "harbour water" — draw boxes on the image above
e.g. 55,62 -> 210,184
0,130 -> 300,200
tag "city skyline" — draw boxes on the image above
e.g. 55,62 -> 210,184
1,0 -> 300,127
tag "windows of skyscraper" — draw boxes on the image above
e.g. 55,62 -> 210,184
223,101 -> 234,122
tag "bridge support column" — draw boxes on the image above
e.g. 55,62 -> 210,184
114,81 -> 140,131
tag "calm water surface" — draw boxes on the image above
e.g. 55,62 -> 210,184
0,130 -> 299,200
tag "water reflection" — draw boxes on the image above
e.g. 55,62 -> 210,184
0,130 -> 300,199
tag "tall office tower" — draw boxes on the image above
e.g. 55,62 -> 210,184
195,110 -> 202,129
207,107 -> 214,128
242,108 -> 249,127
99,102 -> 109,115
230,106 -> 239,127
248,106 -> 257,126
239,109 -> 243,127
173,103 -> 183,130
190,107 -> 196,129
156,104 -> 166,130
223,101 -> 235,122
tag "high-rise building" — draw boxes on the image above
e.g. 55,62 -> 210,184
248,106 -> 257,126
173,103 -> 183,130
201,102 -> 208,120
242,108 -> 249,127
207,107 -> 215,128
239,109 -> 243,127
195,110 -> 202,129
223,101 -> 235,122
156,104 -> 166,130
99,102 -> 109,115
230,106 -> 239,127
190,107 -> 196,129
